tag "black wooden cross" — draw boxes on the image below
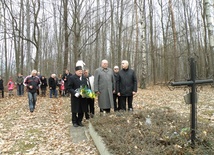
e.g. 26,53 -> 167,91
171,58 -> 213,146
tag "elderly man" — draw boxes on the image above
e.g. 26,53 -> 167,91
24,70 -> 41,112
94,59 -> 115,113
68,66 -> 88,127
117,60 -> 137,111
49,74 -> 58,98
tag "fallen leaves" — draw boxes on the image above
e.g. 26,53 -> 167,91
0,96 -> 98,155
1,86 -> 214,154
91,86 -> 214,155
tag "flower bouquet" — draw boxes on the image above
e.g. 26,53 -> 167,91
75,86 -> 96,99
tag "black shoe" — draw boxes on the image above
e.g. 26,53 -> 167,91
73,123 -> 78,127
78,122 -> 84,127
30,109 -> 34,113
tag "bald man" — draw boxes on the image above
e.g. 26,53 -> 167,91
94,59 -> 115,113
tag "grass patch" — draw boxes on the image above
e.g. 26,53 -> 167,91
8,140 -> 37,154
200,110 -> 214,117
90,108 -> 214,155
26,128 -> 43,135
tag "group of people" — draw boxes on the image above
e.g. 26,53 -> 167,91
0,59 -> 138,128
0,73 -> 25,98
69,59 -> 137,127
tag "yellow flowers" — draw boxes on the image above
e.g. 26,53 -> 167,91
79,86 -> 96,99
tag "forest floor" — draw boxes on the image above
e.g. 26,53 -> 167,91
1,85 -> 214,154
90,85 -> 214,155
0,91 -> 98,155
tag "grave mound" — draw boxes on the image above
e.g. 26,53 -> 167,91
90,108 -> 214,155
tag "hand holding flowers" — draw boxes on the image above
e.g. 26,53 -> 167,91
75,86 -> 96,99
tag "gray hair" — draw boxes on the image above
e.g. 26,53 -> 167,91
31,70 -> 37,75
122,60 -> 129,66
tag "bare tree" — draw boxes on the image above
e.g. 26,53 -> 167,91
63,0 -> 69,70
2,1 -> 9,82
32,0 -> 41,70
136,0 -> 147,88
205,0 -> 214,76
26,0 -> 32,72
168,0 -> 178,80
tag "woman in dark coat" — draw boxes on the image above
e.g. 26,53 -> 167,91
68,66 -> 88,127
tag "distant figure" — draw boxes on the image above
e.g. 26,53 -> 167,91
24,70 -> 41,112
7,77 -> 15,97
37,72 -> 42,95
0,76 -> 4,98
94,59 -> 115,113
117,60 -> 137,111
62,69 -> 72,97
60,80 -> 65,96
15,73 -> 24,96
58,74 -> 65,97
113,65 -> 120,111
40,76 -> 48,97
49,74 -> 58,98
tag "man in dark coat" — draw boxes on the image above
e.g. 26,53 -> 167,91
117,60 -> 137,111
62,69 -> 72,97
48,74 -> 58,98
113,65 -> 120,111
0,76 -> 4,98
68,66 -> 88,127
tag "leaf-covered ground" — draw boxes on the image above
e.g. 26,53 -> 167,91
90,86 -> 214,155
0,93 -> 98,155
1,86 -> 214,155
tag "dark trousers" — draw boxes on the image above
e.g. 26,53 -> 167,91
59,90 -> 65,96
113,94 -> 120,111
0,89 -> 4,98
17,84 -> 24,96
120,96 -> 133,111
85,98 -> 95,119
72,112 -> 83,124
37,89 -> 40,95
41,88 -> 46,96
65,86 -> 70,97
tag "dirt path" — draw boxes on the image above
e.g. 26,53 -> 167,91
0,95 -> 98,155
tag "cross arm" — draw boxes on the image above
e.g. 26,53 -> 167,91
171,79 -> 213,86
195,79 -> 213,84
171,81 -> 193,86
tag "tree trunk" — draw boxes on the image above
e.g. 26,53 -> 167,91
63,0 -> 69,70
169,0 -> 178,80
33,0 -> 40,70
